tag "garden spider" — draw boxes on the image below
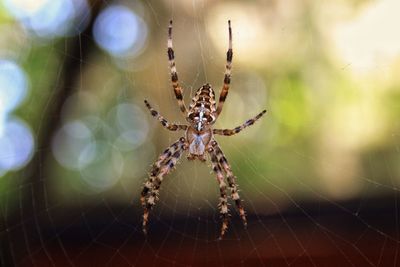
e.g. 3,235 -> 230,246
141,20 -> 266,239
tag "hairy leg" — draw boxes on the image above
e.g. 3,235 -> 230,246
215,20 -> 233,117
213,110 -> 266,136
168,20 -> 188,115
212,141 -> 247,227
208,146 -> 230,239
141,138 -> 186,233
144,100 -> 187,131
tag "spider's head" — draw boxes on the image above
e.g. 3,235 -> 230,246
187,104 -> 215,132
190,115 -> 209,132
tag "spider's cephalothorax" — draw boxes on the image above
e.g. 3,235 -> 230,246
141,20 -> 267,239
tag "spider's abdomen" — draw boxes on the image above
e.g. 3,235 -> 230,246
187,84 -> 216,130
186,126 -> 212,158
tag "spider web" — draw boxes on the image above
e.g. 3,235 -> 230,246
1,0 -> 400,266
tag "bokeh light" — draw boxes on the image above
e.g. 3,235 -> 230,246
206,3 -> 275,66
3,0 -> 90,38
108,103 -> 149,151
0,59 -> 28,113
60,92 -> 100,123
333,0 -> 400,74
79,140 -> 124,192
0,118 -> 34,175
51,114 -> 129,192
93,5 -> 148,58
0,102 -> 5,136
52,119 -> 94,170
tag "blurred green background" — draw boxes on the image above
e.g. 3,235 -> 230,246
1,0 -> 399,210
2,0 -> 400,265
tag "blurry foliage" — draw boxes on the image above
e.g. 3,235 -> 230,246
1,0 -> 400,212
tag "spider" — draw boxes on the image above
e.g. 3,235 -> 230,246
141,20 -> 266,239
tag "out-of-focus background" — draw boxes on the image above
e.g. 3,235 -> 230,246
1,0 -> 400,266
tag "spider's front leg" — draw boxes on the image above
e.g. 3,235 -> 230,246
167,20 -> 188,115
215,20 -> 233,117
141,137 -> 187,234
208,146 -> 230,239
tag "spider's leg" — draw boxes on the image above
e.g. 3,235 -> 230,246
209,147 -> 230,239
212,141 -> 247,227
215,20 -> 233,117
144,100 -> 188,131
140,139 -> 182,209
142,138 -> 186,234
213,110 -> 267,136
168,20 -> 188,116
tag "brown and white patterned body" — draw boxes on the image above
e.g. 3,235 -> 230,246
141,20 -> 267,239
185,84 -> 216,160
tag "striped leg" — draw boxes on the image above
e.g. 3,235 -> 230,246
141,139 -> 182,208
213,142 -> 247,227
209,147 -> 230,239
215,20 -> 233,117
141,138 -> 186,234
213,110 -> 267,136
144,100 -> 188,131
168,20 -> 188,115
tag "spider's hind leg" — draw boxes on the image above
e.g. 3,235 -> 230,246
208,146 -> 230,239
141,138 -> 187,234
213,142 -> 247,227
140,139 -> 181,207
